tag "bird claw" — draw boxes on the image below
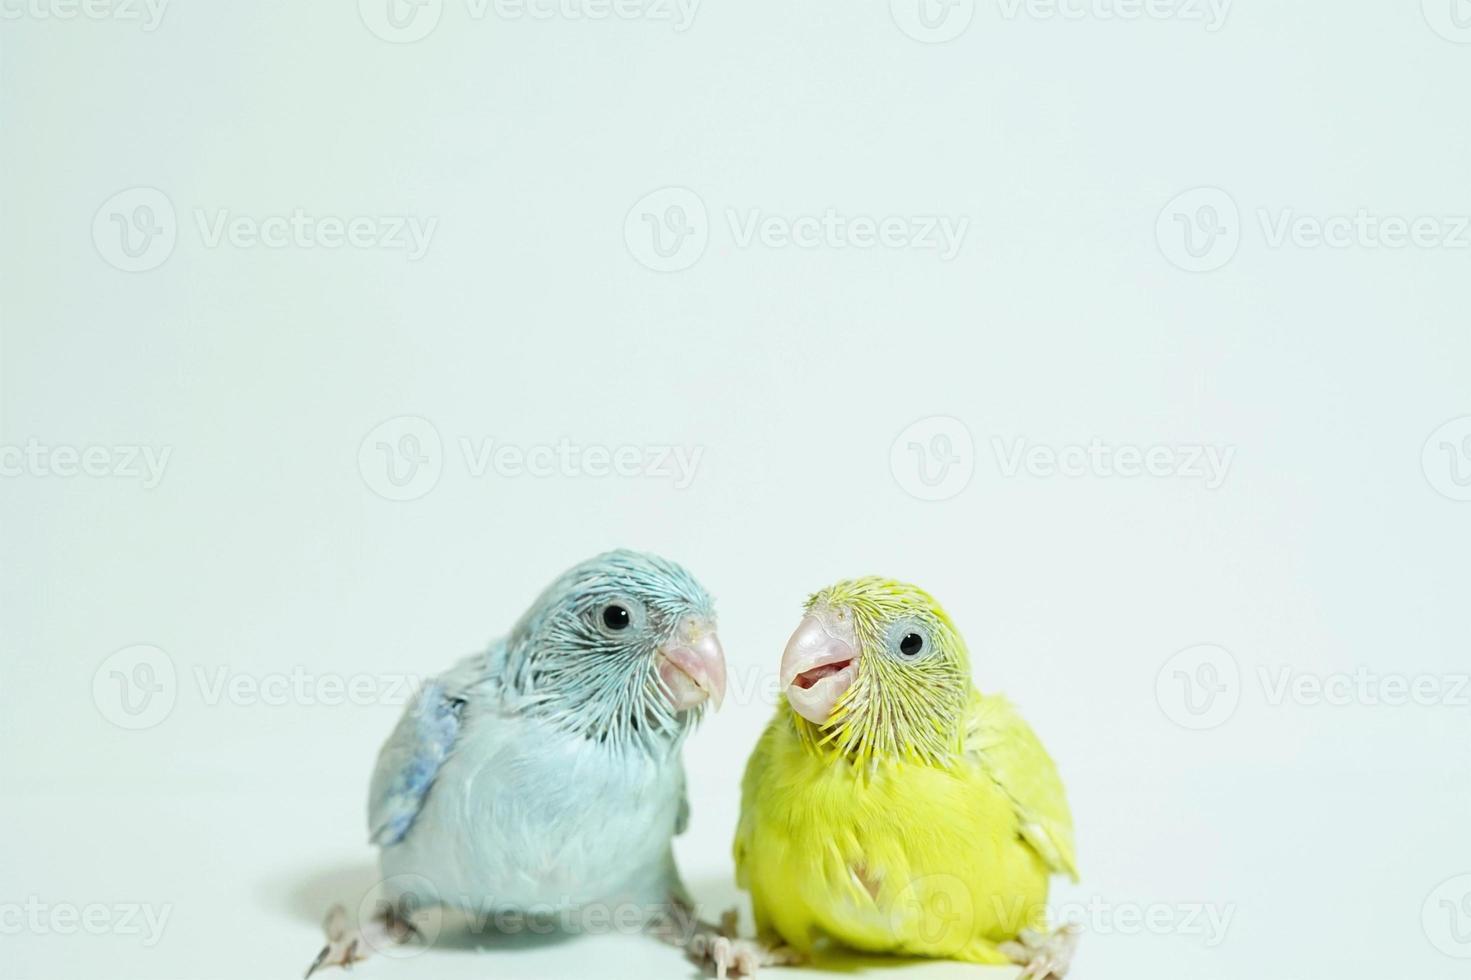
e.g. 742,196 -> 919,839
999,922 -> 1081,980
709,937 -> 804,978
686,907 -> 804,978
303,901 -> 420,977
304,906 -> 365,978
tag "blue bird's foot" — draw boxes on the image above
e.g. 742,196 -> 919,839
999,922 -> 1081,980
304,903 -> 419,978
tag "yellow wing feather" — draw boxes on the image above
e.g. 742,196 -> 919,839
964,692 -> 1079,881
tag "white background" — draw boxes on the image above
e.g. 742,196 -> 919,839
3,2 -> 1470,978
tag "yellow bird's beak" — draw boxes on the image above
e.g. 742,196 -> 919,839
780,609 -> 859,725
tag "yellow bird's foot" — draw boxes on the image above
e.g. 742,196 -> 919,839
999,922 -> 1081,980
700,936 -> 805,979
685,907 -> 805,978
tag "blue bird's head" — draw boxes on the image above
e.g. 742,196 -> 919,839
507,550 -> 726,752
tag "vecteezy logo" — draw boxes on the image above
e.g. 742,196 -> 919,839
1423,416 -> 1471,502
93,645 -> 178,730
889,416 -> 975,501
890,0 -> 974,43
624,187 -> 709,273
887,873 -> 975,945
1423,874 -> 1471,958
358,416 -> 444,502
358,0 -> 443,43
92,187 -> 177,272
1423,0 -> 1471,43
1156,187 -> 1241,273
1155,644 -> 1240,730
357,874 -> 443,958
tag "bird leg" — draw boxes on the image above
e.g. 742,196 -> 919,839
999,922 -> 1081,980
304,901 -> 420,977
674,904 -> 804,979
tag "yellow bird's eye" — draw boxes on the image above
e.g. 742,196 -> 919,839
888,621 -> 931,661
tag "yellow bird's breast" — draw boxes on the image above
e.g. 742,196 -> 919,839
739,717 -> 1051,959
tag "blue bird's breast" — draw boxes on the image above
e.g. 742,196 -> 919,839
379,704 -> 686,913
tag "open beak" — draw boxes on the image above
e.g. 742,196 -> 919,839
657,616 -> 727,712
780,608 -> 858,725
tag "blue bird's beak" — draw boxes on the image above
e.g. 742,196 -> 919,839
656,616 -> 727,712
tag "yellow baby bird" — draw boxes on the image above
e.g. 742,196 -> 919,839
723,578 -> 1078,978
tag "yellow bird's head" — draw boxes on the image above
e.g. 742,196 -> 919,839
779,577 -> 970,765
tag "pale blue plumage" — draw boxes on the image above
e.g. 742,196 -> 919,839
368,680 -> 465,846
367,550 -> 717,917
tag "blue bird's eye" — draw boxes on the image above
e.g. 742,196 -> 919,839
602,604 -> 631,631
594,597 -> 646,637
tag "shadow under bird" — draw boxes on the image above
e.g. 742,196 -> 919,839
307,549 -> 728,975
711,577 -> 1079,979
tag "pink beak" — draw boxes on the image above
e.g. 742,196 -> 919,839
780,609 -> 859,725
657,616 -> 727,712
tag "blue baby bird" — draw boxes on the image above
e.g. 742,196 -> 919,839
307,549 -> 728,974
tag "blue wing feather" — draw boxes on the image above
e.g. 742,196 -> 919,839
368,650 -> 490,846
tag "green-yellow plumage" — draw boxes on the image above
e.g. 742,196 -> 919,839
733,578 -> 1077,964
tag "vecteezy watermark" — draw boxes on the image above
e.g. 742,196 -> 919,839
357,0 -> 698,43
624,188 -> 971,272
890,416 -> 976,502
352,875 -> 444,960
884,876 -> 1233,947
358,416 -> 705,502
1422,0 -> 1471,44
991,438 -> 1235,489
358,0 -> 444,43
1423,874 -> 1471,958
890,421 -> 1232,500
1258,209 -> 1471,251
358,416 -> 444,502
624,188 -> 709,273
890,0 -> 975,44
93,187 -> 177,273
1423,417 -> 1471,502
0,0 -> 169,29
1258,666 -> 1471,709
1156,644 -> 1241,731
990,895 -> 1234,947
92,187 -> 438,272
0,439 -> 172,488
92,645 -> 431,730
727,209 -> 969,261
0,899 -> 172,947
995,0 -> 1230,30
492,0 -> 697,28
194,210 -> 437,260
1157,187 -> 1471,272
356,874 -> 716,955
93,645 -> 178,730
1158,647 -> 1471,730
193,666 -> 426,709
1156,187 -> 1240,273
724,666 -> 785,709
458,437 -> 703,489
